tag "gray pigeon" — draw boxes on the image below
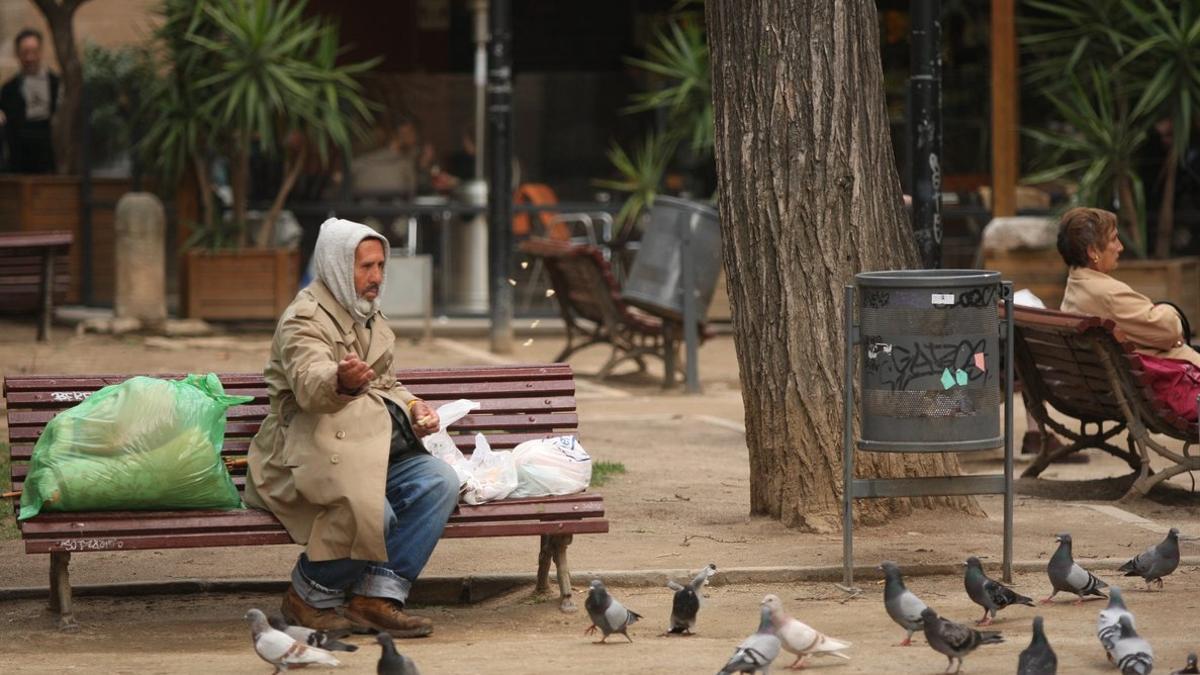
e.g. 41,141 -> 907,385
1017,616 -> 1057,675
244,608 -> 341,673
1044,533 -> 1108,604
1097,587 -> 1134,660
584,579 -> 642,643
1111,615 -> 1154,675
666,563 -> 717,635
376,633 -> 421,675
920,607 -> 1003,674
268,615 -> 358,652
881,560 -> 929,646
716,604 -> 781,674
1119,528 -> 1181,590
964,556 -> 1034,625
1173,652 -> 1199,674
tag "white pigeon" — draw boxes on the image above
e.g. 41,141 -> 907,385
1098,587 -> 1134,662
761,594 -> 851,670
245,608 -> 341,673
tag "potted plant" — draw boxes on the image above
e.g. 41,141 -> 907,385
139,0 -> 376,320
1021,0 -> 1200,323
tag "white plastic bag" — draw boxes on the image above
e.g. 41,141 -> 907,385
421,399 -> 479,487
508,435 -> 592,498
462,433 -> 518,505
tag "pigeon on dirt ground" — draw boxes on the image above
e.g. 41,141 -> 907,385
717,604 -> 782,674
921,607 -> 1003,675
881,561 -> 929,646
1017,616 -> 1057,675
665,563 -> 717,635
1098,587 -> 1134,661
963,556 -> 1035,625
1111,615 -> 1154,675
1172,652 -> 1199,674
584,579 -> 642,643
1119,528 -> 1181,590
761,594 -> 851,669
267,616 -> 358,652
1044,533 -> 1108,604
244,608 -> 341,673
376,633 -> 421,675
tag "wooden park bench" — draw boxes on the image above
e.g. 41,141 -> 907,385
1005,303 -> 1200,499
520,237 -> 710,386
3,364 -> 607,629
0,231 -> 72,342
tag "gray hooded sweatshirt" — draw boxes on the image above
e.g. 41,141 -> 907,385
311,218 -> 390,324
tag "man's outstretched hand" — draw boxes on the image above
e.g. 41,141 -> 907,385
336,354 -> 374,394
409,401 -> 440,437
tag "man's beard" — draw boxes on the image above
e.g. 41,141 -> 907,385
355,296 -> 376,316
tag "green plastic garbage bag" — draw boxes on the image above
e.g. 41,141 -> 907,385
18,373 -> 252,520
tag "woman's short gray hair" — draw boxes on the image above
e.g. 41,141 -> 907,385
1057,207 -> 1117,268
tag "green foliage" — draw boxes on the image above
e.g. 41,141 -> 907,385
594,132 -> 675,232
590,460 -> 627,487
83,43 -> 156,169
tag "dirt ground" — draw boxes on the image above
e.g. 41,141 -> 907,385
2,317 -> 1200,673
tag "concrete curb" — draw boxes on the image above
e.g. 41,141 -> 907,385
4,557 -> 1197,606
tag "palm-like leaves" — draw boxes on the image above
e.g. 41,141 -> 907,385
623,18 -> 712,153
594,132 -> 675,231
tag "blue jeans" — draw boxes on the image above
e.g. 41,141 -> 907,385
292,452 -> 459,608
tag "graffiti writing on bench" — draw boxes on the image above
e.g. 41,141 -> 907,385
866,338 -> 986,391
57,538 -> 124,552
50,391 -> 89,402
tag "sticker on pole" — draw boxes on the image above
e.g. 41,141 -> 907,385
931,293 -> 955,306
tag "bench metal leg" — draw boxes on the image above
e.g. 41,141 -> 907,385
37,250 -> 55,342
48,552 -> 78,631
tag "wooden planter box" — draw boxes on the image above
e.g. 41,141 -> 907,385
0,175 -> 130,305
982,247 -> 1069,311
1111,257 -> 1200,335
184,249 -> 299,320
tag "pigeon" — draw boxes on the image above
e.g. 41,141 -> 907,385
717,604 -> 782,674
1044,533 -> 1108,604
1173,652 -> 1199,674
584,579 -> 642,643
1017,616 -> 1057,675
881,560 -> 929,646
1098,587 -> 1134,660
1111,615 -> 1154,675
963,556 -> 1034,625
761,594 -> 851,669
376,633 -> 421,675
267,616 -> 358,652
920,607 -> 1003,675
666,563 -> 717,635
1119,527 -> 1181,590
244,608 -> 341,673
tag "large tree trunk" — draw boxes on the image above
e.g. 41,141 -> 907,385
33,0 -> 90,175
707,0 -> 983,533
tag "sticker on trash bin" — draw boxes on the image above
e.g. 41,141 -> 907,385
955,369 -> 968,386
973,352 -> 986,371
940,368 -> 956,389
931,293 -> 955,306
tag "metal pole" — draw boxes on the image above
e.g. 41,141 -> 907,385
471,0 -> 488,180
1002,282 -> 1014,583
486,0 -> 513,353
681,212 -> 701,393
910,0 -> 942,269
842,284 -> 856,588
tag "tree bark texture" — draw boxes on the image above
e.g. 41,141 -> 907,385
33,0 -> 89,175
707,0 -> 983,533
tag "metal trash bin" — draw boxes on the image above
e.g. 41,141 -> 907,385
621,196 -> 721,321
856,269 -> 1002,452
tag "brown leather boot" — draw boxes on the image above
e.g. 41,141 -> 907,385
281,586 -> 358,633
344,596 -> 433,638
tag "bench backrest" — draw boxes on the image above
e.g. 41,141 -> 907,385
520,238 -> 628,329
4,364 -> 578,497
0,231 -> 71,312
1005,303 -> 1195,438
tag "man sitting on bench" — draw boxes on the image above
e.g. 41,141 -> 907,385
244,218 -> 459,638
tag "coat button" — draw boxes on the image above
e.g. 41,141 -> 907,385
330,454 -> 341,464
335,430 -> 346,439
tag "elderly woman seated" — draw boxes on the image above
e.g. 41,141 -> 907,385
1057,206 -> 1200,420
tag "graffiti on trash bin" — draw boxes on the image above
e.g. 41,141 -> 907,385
865,337 -> 987,391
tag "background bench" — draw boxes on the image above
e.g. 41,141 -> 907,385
0,231 -> 72,342
1006,303 -> 1199,499
3,364 -> 607,628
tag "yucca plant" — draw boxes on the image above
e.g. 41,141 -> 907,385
594,131 -> 675,235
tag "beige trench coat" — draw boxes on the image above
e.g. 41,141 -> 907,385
244,280 -> 419,561
1061,266 -> 1200,368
